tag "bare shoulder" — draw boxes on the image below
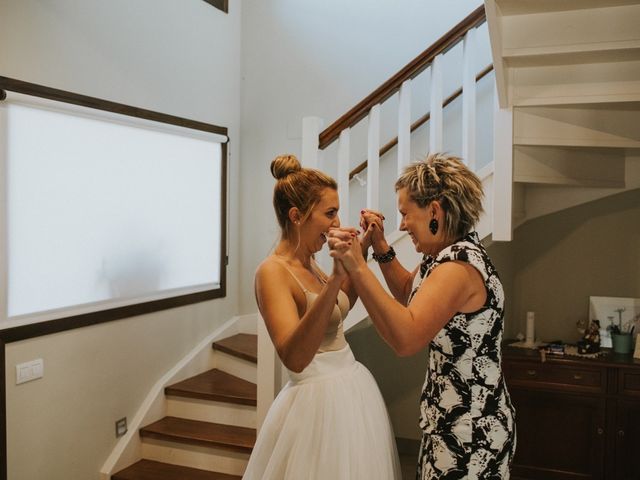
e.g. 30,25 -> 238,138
427,261 -> 484,291
255,257 -> 288,290
255,255 -> 295,294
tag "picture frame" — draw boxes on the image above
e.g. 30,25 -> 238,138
635,334 -> 640,360
589,296 -> 640,348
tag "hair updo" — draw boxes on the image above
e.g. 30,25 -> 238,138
270,154 -> 337,239
395,153 -> 484,241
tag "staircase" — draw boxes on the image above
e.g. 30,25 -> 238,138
111,334 -> 258,480
485,0 -> 640,228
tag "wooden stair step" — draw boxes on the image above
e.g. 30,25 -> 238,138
112,459 -> 241,480
212,334 -> 257,363
140,417 -> 255,453
165,368 -> 257,406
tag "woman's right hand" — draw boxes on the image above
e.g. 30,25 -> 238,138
360,209 -> 387,254
328,228 -> 365,273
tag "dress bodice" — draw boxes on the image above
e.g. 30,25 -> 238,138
274,257 -> 349,352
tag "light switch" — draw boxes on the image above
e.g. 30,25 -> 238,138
16,358 -> 44,384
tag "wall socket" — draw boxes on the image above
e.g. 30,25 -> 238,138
16,358 -> 44,384
115,417 -> 127,438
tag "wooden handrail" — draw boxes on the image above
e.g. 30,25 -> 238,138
318,5 -> 486,150
349,64 -> 494,180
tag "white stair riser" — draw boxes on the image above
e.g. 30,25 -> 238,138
514,146 -> 626,187
141,438 -> 250,476
214,351 -> 257,383
514,106 -> 640,149
166,397 -> 257,429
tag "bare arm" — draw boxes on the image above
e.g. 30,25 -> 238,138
255,259 -> 346,372
360,211 -> 415,304
330,232 -> 486,356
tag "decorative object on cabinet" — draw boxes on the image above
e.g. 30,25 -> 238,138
577,320 -> 601,354
612,332 -> 634,355
589,296 -> 639,349
635,335 -> 640,359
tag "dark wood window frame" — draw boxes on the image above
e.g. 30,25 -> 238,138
202,0 -> 229,14
0,75 -> 229,480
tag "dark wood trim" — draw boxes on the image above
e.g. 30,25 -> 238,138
0,289 -> 224,344
318,5 -> 486,150
349,64 -> 494,180
201,0 -> 229,13
0,341 -> 6,480
0,76 -> 228,137
220,142 -> 228,299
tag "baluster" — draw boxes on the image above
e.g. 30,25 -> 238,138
337,129 -> 350,226
429,55 -> 443,153
301,116 -> 323,168
462,28 -> 477,170
398,80 -> 411,174
492,83 -> 513,241
367,105 -> 381,211
257,314 -> 277,432
397,80 -> 411,228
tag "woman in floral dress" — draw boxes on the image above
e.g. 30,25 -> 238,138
329,153 -> 516,479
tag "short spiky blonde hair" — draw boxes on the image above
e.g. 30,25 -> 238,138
395,153 -> 484,241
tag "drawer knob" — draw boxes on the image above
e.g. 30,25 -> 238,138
526,369 -> 537,376
597,427 -> 604,435
573,374 -> 583,380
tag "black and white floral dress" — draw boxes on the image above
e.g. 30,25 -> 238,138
410,232 -> 516,479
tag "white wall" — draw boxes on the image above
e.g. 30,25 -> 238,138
0,1 -> 242,478
238,0 -> 485,312
499,187 -> 640,343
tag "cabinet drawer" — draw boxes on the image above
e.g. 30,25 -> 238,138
620,370 -> 640,397
504,361 -> 604,393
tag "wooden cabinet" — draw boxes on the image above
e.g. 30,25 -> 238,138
503,347 -> 640,480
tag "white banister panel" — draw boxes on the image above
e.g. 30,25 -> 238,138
257,315 -> 277,431
337,129 -> 351,226
301,116 -> 323,168
429,54 -> 444,154
367,105 -> 381,211
492,84 -> 513,241
397,80 -> 411,174
462,28 -> 477,170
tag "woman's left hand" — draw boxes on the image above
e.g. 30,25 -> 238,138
328,228 -> 365,273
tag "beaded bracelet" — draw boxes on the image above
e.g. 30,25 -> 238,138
372,246 -> 396,263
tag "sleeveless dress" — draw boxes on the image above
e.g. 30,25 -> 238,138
243,260 -> 401,480
411,232 -> 516,479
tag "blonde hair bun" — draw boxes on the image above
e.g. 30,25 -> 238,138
271,154 -> 302,180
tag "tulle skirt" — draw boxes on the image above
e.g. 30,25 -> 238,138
243,345 -> 401,480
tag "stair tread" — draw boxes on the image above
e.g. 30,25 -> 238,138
112,459 -> 241,480
166,369 -> 256,406
212,334 -> 257,363
140,416 -> 255,452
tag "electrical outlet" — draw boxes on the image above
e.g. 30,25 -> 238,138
115,417 -> 127,438
16,359 -> 44,384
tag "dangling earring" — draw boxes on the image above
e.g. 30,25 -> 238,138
429,218 -> 439,235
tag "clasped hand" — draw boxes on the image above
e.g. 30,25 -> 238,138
329,209 -> 386,273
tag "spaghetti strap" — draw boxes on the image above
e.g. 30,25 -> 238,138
271,257 -> 309,293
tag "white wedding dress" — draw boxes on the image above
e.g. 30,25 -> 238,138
243,263 -> 401,480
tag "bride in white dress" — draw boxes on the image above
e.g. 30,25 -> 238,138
243,155 -> 401,480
